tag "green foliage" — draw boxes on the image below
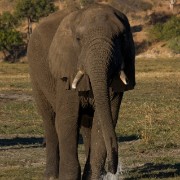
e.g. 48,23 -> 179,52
0,11 -> 24,60
15,0 -> 58,22
162,16 -> 180,40
0,29 -> 24,57
0,59 -> 180,179
149,23 -> 164,41
148,16 -> 180,53
168,36 -> 180,54
149,16 -> 180,41
0,11 -> 18,29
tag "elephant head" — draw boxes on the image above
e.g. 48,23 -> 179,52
48,4 -> 135,174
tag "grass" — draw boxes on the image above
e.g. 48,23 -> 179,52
0,58 -> 180,179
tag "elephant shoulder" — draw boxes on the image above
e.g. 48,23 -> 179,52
32,7 -> 79,50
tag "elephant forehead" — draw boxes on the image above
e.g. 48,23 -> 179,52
58,11 -> 79,31
81,8 -> 110,24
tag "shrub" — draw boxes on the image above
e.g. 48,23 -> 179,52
149,16 -> 180,41
0,11 -> 25,61
15,0 -> 58,42
0,11 -> 19,29
0,29 -> 24,61
149,23 -> 164,42
162,16 -> 180,40
168,36 -> 180,54
148,16 -> 180,53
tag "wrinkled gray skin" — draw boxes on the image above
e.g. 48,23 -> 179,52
28,4 -> 135,180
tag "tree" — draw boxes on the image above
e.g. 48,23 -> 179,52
0,11 -> 18,29
0,11 -> 24,62
15,0 -> 58,42
0,29 -> 24,62
169,0 -> 176,12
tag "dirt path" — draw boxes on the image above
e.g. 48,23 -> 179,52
0,93 -> 33,102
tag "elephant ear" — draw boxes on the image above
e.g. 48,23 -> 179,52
48,13 -> 78,79
111,10 -> 136,92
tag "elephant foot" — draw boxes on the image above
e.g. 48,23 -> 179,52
44,171 -> 58,180
101,172 -> 119,180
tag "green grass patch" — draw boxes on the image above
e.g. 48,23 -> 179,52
117,58 -> 180,150
0,59 -> 180,179
0,166 -> 44,180
0,101 -> 43,135
0,62 -> 31,94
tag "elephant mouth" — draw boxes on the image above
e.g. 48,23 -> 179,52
72,69 -> 128,89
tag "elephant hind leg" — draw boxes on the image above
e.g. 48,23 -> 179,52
31,80 -> 59,179
80,113 -> 93,157
80,115 -> 93,179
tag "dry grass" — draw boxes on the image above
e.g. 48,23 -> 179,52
0,58 -> 180,179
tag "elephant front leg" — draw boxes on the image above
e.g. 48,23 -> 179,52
82,92 -> 124,180
55,90 -> 81,180
44,115 -> 59,180
31,81 -> 59,180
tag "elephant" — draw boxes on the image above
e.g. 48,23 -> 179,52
27,3 -> 135,180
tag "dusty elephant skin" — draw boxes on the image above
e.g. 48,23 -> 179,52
27,3 -> 135,180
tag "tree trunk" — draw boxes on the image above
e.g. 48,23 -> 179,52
2,50 -> 7,60
27,18 -> 32,43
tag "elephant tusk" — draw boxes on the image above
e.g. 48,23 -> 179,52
120,70 -> 128,85
72,70 -> 84,89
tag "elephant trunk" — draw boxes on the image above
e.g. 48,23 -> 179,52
87,39 -> 118,174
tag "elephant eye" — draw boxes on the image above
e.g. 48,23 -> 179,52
76,35 -> 81,41
75,32 -> 83,42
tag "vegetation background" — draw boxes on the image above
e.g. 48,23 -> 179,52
0,0 -> 179,179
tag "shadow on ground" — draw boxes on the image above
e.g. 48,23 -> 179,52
117,134 -> 139,142
131,25 -> 143,33
0,137 -> 44,150
0,134 -> 139,150
124,163 -> 180,179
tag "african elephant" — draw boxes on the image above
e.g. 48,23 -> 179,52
27,3 -> 135,180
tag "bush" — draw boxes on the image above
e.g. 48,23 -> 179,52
0,29 -> 24,61
15,0 -> 58,42
0,11 -> 19,29
168,36 -> 180,54
0,11 -> 25,61
15,0 -> 57,22
148,16 -> 180,53
162,16 -> 180,40
149,16 -> 180,41
149,23 -> 164,42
